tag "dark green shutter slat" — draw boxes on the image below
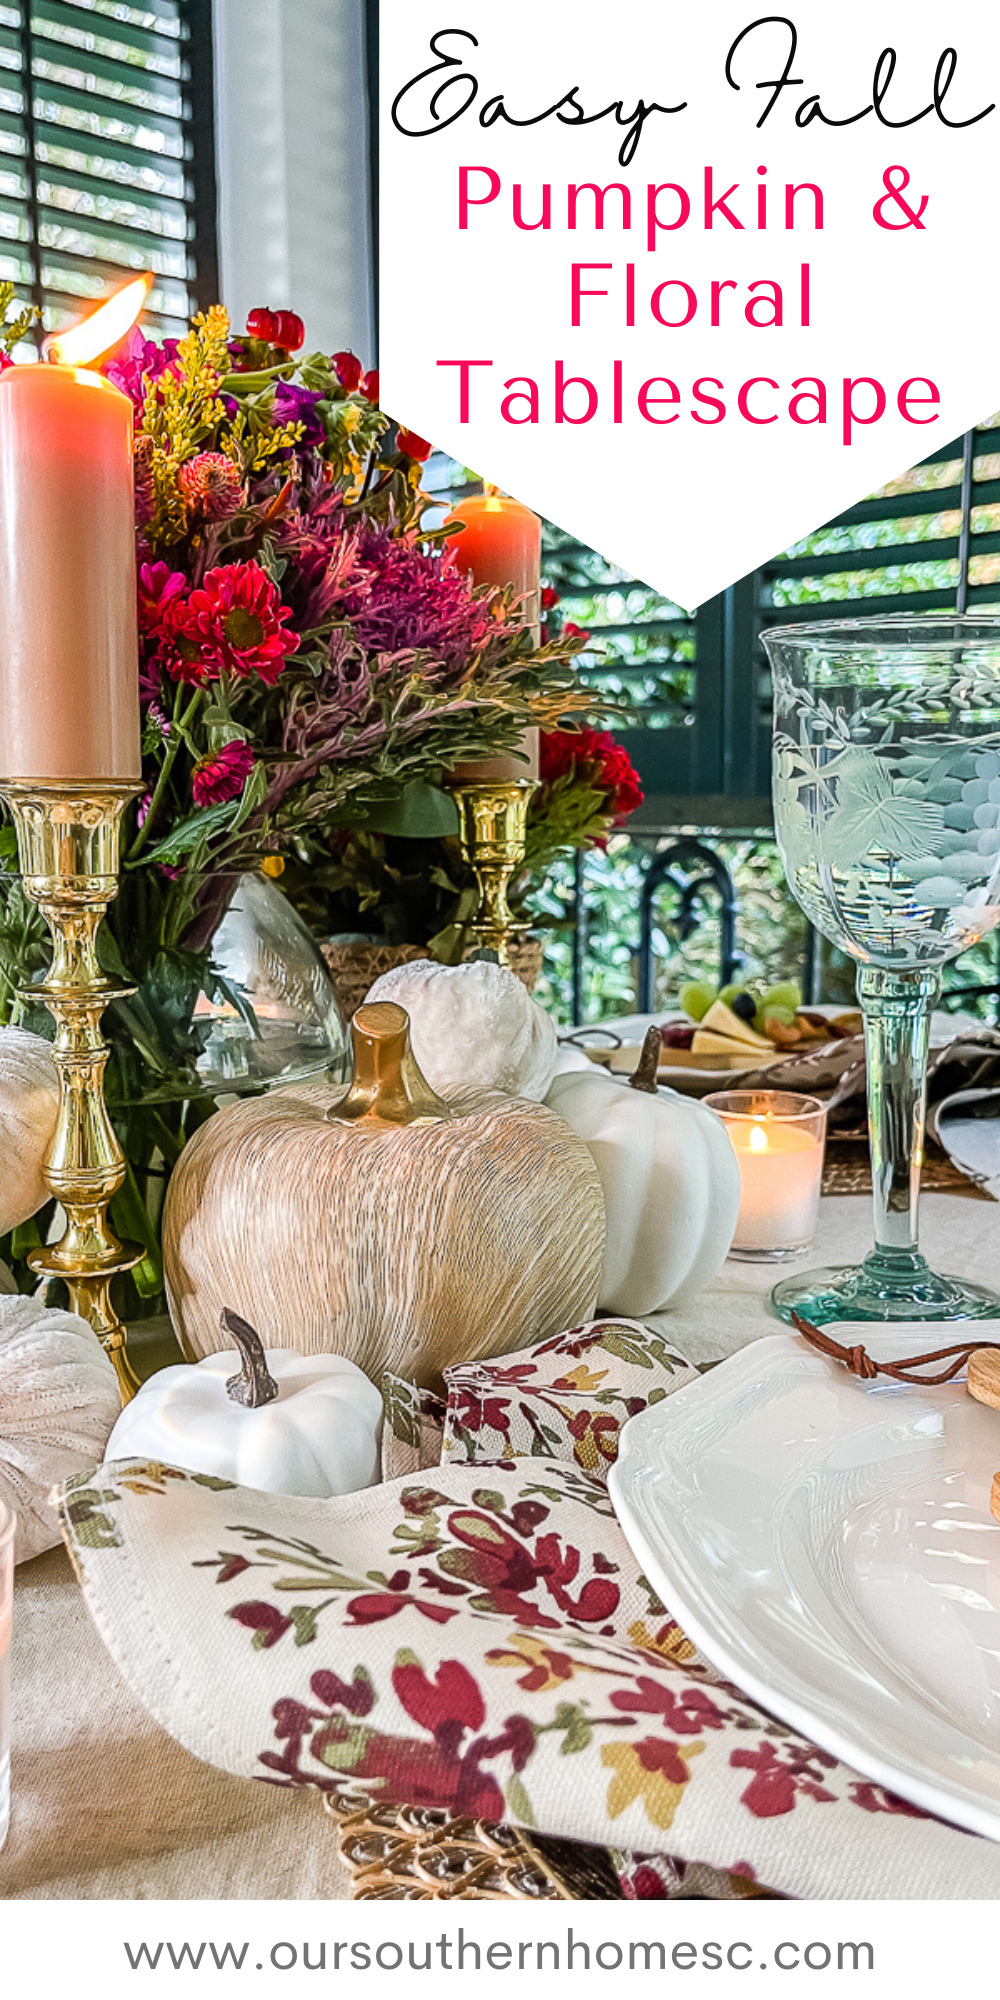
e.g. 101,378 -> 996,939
36,119 -> 186,174
31,1 -> 183,64
31,36 -> 184,106
38,200 -> 184,255
33,78 -> 184,141
36,157 -> 187,213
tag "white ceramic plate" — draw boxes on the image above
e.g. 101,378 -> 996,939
609,1327 -> 1000,1840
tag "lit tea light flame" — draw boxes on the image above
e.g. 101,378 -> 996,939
749,1122 -> 769,1153
44,273 -> 153,367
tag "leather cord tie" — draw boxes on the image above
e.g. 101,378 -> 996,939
791,1313 -> 1000,1386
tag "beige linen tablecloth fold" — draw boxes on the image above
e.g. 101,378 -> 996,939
0,1546 -> 348,1900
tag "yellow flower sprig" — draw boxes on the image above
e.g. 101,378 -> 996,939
139,306 -> 302,543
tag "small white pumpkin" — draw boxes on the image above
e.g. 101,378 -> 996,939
366,958 -> 557,1102
0,1293 -> 120,1564
546,1028 -> 741,1316
0,1026 -> 60,1233
105,1311 -> 382,1498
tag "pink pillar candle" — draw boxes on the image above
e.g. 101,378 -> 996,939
0,363 -> 140,782
447,491 -> 542,785
446,490 -> 542,640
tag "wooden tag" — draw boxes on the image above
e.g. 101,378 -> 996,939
968,1349 -> 1000,1413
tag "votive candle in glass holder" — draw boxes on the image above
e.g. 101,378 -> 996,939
0,1501 -> 13,1851
705,1091 -> 827,1262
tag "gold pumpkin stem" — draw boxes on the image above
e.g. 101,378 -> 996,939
329,1002 -> 452,1128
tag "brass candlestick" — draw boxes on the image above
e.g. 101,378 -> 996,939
1,781 -> 143,1402
446,778 -> 538,963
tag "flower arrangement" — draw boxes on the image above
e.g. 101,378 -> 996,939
0,295 -> 594,1305
285,645 -> 644,961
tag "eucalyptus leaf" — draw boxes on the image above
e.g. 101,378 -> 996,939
347,782 -> 459,840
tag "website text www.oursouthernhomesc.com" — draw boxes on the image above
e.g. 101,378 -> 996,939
120,1929 -> 876,1974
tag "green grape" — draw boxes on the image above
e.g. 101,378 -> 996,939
679,980 -> 715,1022
763,1004 -> 797,1028
718,982 -> 747,1010
763,980 -> 802,1013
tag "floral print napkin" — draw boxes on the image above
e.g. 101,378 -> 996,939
441,1320 -> 695,1474
58,1455 -> 1000,1899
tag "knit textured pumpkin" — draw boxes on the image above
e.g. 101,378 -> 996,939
0,1026 -> 60,1234
365,958 -> 558,1102
0,1294 -> 120,1563
163,1002 -> 606,1387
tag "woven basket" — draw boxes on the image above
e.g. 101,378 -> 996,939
504,934 -> 545,994
323,936 -> 546,1018
320,941 -> 429,1022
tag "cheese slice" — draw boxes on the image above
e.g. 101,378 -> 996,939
699,999 -> 773,1051
691,1031 -> 782,1065
691,1029 -> 761,1057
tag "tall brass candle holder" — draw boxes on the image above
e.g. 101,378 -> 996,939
445,777 -> 538,963
1,781 -> 143,1402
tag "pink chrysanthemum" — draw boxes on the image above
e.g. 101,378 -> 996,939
170,561 -> 298,686
178,451 -> 246,521
192,738 -> 255,807
138,560 -> 187,634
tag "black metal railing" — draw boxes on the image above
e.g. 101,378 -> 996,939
568,834 -> 1000,1026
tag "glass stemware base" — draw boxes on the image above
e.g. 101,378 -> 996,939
771,1247 -> 1000,1327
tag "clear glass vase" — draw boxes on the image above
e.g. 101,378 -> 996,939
763,615 -> 1000,1325
195,871 -> 350,1092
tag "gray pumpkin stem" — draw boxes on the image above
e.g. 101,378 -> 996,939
630,1024 -> 662,1096
222,1309 -> 279,1409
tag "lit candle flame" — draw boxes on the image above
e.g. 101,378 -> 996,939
45,273 -> 153,368
749,1122 -> 769,1153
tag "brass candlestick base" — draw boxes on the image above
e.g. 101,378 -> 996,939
445,778 -> 538,964
1,780 -> 144,1402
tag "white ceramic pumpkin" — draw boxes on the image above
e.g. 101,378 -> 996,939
546,1031 -> 741,1316
366,958 -> 557,1102
0,1293 -> 120,1563
0,1026 -> 60,1234
106,1311 -> 382,1498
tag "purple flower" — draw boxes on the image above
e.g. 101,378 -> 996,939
105,329 -> 180,411
273,380 -> 325,448
342,522 -> 498,674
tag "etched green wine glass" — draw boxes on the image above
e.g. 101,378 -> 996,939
764,615 -> 1000,1325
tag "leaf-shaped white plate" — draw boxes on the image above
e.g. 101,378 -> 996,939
610,1328 -> 1000,1840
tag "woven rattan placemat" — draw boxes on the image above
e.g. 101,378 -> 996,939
821,1143 -> 989,1199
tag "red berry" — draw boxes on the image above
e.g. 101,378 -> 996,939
246,307 -> 280,342
332,350 -> 363,392
361,368 -> 379,404
273,310 -> 305,351
395,426 -> 432,462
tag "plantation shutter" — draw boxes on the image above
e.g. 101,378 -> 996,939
0,0 -> 217,344
726,421 -> 1000,809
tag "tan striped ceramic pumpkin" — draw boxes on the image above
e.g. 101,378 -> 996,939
163,1002 -> 606,1388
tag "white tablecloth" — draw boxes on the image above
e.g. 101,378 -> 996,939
648,1191 -> 1000,1366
